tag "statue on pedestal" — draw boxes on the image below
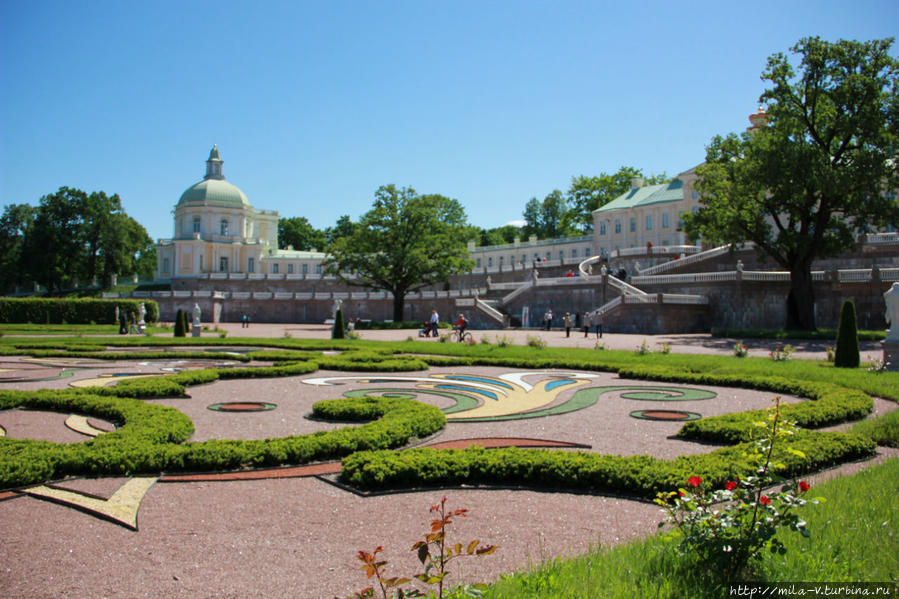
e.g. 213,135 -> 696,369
192,303 -> 202,337
138,303 -> 146,333
885,282 -> 899,342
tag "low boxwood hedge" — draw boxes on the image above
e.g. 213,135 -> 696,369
0,391 -> 444,489
0,338 -> 886,499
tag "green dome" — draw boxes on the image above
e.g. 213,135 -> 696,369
177,145 -> 251,208
178,178 -> 251,208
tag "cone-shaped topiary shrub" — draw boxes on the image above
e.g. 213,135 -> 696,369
834,299 -> 860,368
174,309 -> 186,337
332,308 -> 345,339
183,309 -> 191,334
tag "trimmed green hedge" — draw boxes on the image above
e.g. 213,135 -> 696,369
0,297 -> 158,324
339,364 -> 879,496
340,429 -> 874,499
0,337 -> 886,499
0,391 -> 444,489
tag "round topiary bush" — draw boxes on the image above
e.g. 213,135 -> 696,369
834,299 -> 860,368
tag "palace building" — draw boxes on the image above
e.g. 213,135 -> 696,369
156,146 -> 325,279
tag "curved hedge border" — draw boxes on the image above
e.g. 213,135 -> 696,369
0,390 -> 445,489
0,341 -> 884,498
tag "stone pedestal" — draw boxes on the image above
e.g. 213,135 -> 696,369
883,341 -> 899,372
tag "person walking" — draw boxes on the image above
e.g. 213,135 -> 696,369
583,312 -> 591,337
544,309 -> 553,331
563,312 -> 572,337
429,310 -> 439,338
595,311 -> 603,338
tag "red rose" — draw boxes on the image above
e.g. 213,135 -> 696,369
799,481 -> 810,492
688,476 -> 702,487
725,480 -> 737,491
759,496 -> 771,506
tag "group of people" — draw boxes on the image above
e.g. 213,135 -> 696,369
545,309 -> 603,338
418,310 -> 468,340
115,305 -> 145,335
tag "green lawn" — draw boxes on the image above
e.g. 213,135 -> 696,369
481,458 -> 899,598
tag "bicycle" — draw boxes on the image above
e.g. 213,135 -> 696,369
451,327 -> 472,343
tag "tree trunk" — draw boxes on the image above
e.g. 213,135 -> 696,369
392,292 -> 405,322
786,265 -> 816,330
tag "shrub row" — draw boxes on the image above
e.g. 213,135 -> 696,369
0,389 -> 194,488
615,365 -> 873,444
0,392 -> 445,489
340,428 -> 875,499
338,364 -> 878,496
0,298 -> 158,324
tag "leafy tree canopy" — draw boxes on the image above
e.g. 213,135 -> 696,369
323,185 -> 474,320
522,190 -> 578,239
277,216 -> 326,251
476,224 -> 521,246
685,37 -> 899,330
4,187 -> 154,294
567,167 -> 670,232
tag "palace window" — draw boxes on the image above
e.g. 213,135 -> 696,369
248,258 -> 254,273
193,217 -> 201,233
614,219 -> 621,234
163,258 -> 170,273
219,257 -> 229,272
630,217 -> 636,233
645,215 -> 653,231
662,213 -> 670,229
287,264 -> 294,274
272,263 -> 279,274
599,221 -> 606,235
302,263 -> 308,275
220,219 -> 229,236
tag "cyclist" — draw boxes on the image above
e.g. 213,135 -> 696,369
453,313 -> 468,342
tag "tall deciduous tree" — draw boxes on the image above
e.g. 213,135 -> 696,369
323,185 -> 474,321
0,204 -> 35,292
277,216 -> 326,251
15,187 -> 155,294
522,190 -> 577,239
685,37 -> 899,330
567,168 -> 669,232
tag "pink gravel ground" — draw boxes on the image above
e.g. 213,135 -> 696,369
0,327 -> 896,598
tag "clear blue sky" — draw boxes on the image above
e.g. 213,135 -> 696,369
2,0 -> 897,242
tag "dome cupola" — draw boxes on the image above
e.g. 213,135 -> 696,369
177,145 -> 251,208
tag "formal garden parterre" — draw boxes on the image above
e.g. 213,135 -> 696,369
0,331 -> 897,597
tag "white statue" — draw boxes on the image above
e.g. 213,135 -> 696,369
736,260 -> 744,272
885,282 -> 899,342
137,303 -> 146,333
600,264 -> 607,277
192,303 -> 202,337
